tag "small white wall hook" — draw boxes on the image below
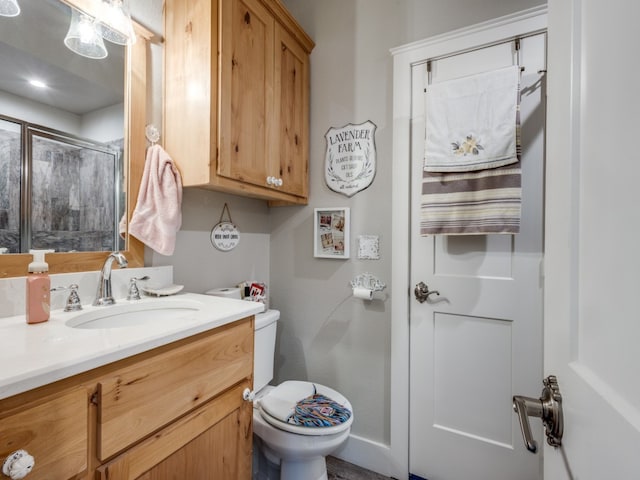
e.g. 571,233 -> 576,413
145,124 -> 160,146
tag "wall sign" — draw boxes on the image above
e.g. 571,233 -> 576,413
210,203 -> 240,252
324,120 -> 377,197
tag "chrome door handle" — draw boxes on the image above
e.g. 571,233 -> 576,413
513,375 -> 564,453
414,282 -> 440,303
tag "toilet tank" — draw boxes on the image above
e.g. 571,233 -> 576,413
254,309 -> 279,392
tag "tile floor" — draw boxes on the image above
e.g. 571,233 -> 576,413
327,456 -> 394,480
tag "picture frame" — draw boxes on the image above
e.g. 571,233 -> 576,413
314,207 -> 350,259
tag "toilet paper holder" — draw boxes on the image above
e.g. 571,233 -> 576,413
350,273 -> 386,293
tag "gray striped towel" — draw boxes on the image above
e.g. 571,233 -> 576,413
420,162 -> 521,235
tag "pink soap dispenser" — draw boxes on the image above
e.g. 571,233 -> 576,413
26,249 -> 53,324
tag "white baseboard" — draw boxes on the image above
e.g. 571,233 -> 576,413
332,433 -> 405,479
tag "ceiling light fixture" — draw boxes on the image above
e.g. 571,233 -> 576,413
98,0 -> 136,46
0,0 -> 20,17
28,79 -> 48,89
64,9 -> 108,60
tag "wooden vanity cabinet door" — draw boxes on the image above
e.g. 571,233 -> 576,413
0,387 -> 88,480
96,319 -> 253,461
96,381 -> 253,480
219,0 -> 275,189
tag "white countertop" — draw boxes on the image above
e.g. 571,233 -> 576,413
0,293 -> 264,400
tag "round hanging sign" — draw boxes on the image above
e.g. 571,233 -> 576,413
210,203 -> 240,251
210,222 -> 240,251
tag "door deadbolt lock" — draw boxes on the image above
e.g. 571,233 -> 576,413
513,375 -> 564,453
414,282 -> 440,303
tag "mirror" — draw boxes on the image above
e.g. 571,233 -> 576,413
0,0 -> 149,277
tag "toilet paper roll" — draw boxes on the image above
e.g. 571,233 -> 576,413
205,287 -> 242,299
353,287 -> 373,300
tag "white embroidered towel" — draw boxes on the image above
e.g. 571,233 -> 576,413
128,144 -> 183,256
424,65 -> 519,172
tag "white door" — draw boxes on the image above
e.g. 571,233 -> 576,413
409,35 -> 547,480
544,0 -> 640,477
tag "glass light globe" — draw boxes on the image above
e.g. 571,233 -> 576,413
64,9 -> 108,60
0,0 -> 20,17
99,0 -> 136,46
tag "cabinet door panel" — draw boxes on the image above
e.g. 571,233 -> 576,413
97,381 -> 252,480
0,388 -> 88,480
274,24 -> 310,198
97,319 -> 253,460
164,0 -> 216,186
219,0 -> 275,188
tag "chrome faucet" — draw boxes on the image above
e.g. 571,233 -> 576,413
93,252 -> 128,306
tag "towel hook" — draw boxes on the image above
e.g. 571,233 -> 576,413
145,124 -> 160,146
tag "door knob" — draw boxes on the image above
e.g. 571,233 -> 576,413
414,281 -> 440,303
513,375 -> 564,453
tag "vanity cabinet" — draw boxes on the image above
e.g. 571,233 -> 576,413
164,0 -> 314,205
0,318 -> 254,480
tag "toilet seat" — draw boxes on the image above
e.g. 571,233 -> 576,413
258,380 -> 353,436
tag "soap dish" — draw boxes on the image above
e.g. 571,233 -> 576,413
142,284 -> 184,297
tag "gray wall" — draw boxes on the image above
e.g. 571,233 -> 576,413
274,0 -> 545,447
134,0 -> 545,458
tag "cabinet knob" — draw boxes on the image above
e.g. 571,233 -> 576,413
2,450 -> 35,479
266,176 -> 283,188
243,388 -> 255,402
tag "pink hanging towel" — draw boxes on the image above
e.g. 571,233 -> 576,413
128,145 -> 183,255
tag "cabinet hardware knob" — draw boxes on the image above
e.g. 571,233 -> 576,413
243,388 -> 255,402
267,176 -> 284,187
2,450 -> 35,479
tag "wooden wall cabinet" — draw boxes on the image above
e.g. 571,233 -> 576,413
0,318 -> 253,480
164,0 -> 314,205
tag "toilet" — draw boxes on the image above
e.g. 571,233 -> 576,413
250,309 -> 353,480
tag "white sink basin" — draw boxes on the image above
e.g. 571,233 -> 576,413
65,299 -> 202,330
